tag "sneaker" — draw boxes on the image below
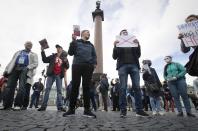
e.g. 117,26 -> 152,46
58,107 -> 66,112
152,111 -> 157,115
120,110 -> 127,118
177,112 -> 183,117
158,111 -> 165,116
136,111 -> 149,117
187,113 -> 196,117
83,110 -> 96,118
37,106 -> 46,111
13,106 -> 21,111
62,109 -> 75,117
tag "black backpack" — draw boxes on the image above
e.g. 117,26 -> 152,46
185,47 -> 198,76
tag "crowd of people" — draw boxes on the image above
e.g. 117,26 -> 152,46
0,14 -> 198,119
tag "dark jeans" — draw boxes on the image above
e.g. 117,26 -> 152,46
0,90 -> 3,103
22,83 -> 31,108
30,91 -> 41,108
101,92 -> 108,111
112,95 -> 119,111
90,91 -> 97,111
69,64 -> 94,111
3,69 -> 27,108
142,96 -> 152,111
118,64 -> 143,112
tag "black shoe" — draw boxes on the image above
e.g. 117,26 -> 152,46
21,107 -> 27,110
58,107 -> 66,112
63,109 -> 75,117
83,110 -> 96,118
177,112 -> 184,117
136,111 -> 149,117
29,106 -> 32,108
37,107 -> 46,111
0,107 -> 12,110
35,106 -> 39,108
120,110 -> 127,118
187,113 -> 196,117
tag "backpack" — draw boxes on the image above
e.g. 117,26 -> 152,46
185,47 -> 198,76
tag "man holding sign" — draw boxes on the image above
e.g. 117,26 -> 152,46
112,29 -> 149,118
178,14 -> 198,77
178,14 -> 198,52
63,30 -> 97,118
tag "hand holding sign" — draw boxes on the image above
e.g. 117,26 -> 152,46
177,20 -> 198,47
39,39 -> 49,50
72,34 -> 77,41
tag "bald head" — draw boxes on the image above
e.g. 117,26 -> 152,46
24,41 -> 33,51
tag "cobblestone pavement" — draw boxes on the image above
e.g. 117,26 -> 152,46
0,107 -> 198,131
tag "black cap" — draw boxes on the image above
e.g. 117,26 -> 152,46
55,44 -> 62,49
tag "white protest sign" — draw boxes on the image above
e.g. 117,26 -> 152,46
177,20 -> 198,47
116,35 -> 138,47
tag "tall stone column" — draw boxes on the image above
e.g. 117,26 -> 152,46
92,1 -> 104,77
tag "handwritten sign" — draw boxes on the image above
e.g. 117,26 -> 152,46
116,35 -> 138,47
177,20 -> 198,47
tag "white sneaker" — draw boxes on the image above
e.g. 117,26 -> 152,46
13,106 -> 21,111
158,111 -> 165,116
152,111 -> 157,115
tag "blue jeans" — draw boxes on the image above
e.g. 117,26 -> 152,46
30,91 -> 40,108
150,96 -> 163,112
118,64 -> 143,112
90,91 -> 97,111
42,75 -> 63,109
168,78 -> 191,113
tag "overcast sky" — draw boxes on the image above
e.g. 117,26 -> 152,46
0,0 -> 198,86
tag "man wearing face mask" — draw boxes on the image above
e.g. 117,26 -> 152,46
1,41 -> 38,110
163,56 -> 196,117
63,30 -> 97,118
38,44 -> 69,112
113,29 -> 149,117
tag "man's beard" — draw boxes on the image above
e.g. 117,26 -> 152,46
85,36 -> 90,40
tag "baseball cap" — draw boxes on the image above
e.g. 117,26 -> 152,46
55,44 -> 62,49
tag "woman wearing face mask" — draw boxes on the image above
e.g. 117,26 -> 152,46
163,56 -> 196,117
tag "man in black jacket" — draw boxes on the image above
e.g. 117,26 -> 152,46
38,44 -> 69,111
99,74 -> 109,111
112,29 -> 149,117
63,30 -> 97,118
110,78 -> 120,111
29,78 -> 44,108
